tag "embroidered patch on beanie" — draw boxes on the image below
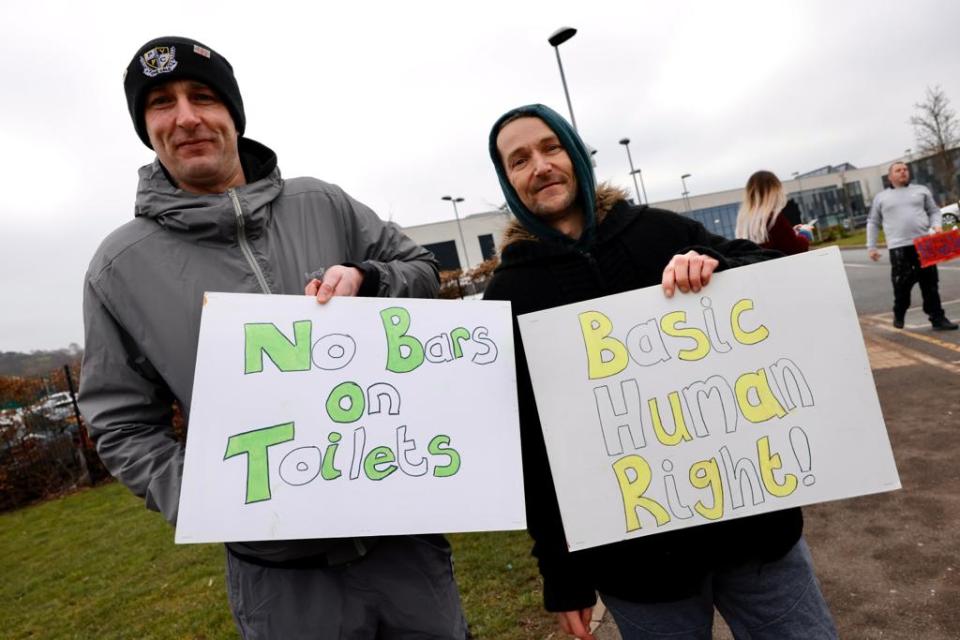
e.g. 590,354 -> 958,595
123,36 -> 246,149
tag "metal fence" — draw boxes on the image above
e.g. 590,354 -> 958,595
0,366 -> 111,512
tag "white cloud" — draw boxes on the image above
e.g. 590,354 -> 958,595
1,0 -> 959,350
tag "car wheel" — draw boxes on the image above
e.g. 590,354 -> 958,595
944,212 -> 959,230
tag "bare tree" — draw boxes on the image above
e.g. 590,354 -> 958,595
910,85 -> 959,203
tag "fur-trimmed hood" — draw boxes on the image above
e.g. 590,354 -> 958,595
499,183 -> 631,250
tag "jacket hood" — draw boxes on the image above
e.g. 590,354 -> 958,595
134,137 -> 282,242
499,183 -> 630,251
488,104 -> 597,249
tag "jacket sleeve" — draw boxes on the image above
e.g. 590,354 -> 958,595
78,276 -> 184,525
332,187 -> 440,299
922,186 -> 943,228
681,218 -> 782,270
484,275 -> 598,613
764,212 -> 809,255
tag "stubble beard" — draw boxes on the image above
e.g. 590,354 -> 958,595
530,179 -> 577,217
531,190 -> 580,226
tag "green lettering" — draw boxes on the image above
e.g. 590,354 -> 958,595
363,446 -> 397,481
325,381 -> 365,424
381,307 -> 425,373
450,327 -> 471,359
322,432 -> 342,480
428,435 -> 461,477
244,321 -> 312,374
224,422 -> 295,503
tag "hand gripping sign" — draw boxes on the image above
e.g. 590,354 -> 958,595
517,247 -> 900,551
176,294 -> 524,543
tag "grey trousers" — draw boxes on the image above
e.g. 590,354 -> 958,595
225,536 -> 469,639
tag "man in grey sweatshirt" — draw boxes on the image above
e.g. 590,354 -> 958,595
866,162 -> 958,330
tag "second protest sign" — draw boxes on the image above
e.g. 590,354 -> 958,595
517,247 -> 900,551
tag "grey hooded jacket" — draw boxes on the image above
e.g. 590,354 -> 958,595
79,139 -> 438,563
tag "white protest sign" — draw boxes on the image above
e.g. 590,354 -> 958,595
176,293 -> 524,543
517,247 -> 900,552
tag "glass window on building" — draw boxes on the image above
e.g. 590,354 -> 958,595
423,240 -> 461,271
905,150 -> 960,204
842,180 -> 867,225
478,234 -> 496,261
687,203 -> 740,239
793,182 -> 866,229
793,193 -> 817,225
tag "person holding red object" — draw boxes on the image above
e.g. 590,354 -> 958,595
867,162 -> 958,330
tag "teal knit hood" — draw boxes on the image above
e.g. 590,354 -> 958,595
488,104 -> 597,248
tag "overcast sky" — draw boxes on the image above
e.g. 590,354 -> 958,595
1,0 -> 959,352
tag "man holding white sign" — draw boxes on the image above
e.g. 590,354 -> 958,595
79,36 -> 468,638
483,104 -> 837,639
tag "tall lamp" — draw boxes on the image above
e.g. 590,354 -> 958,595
441,195 -> 470,269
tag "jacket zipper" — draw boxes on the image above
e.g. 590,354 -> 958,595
229,188 -> 271,294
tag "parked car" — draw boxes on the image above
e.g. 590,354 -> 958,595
33,392 -> 76,423
0,409 -> 24,430
942,202 -> 959,229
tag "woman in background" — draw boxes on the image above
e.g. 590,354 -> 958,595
736,170 -> 814,254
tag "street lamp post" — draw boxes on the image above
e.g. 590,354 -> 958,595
680,173 -> 692,212
636,168 -> 648,205
630,168 -> 650,204
441,195 -> 471,270
548,27 -> 579,132
618,138 -> 647,205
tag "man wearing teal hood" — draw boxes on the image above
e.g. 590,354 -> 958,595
484,104 -> 837,640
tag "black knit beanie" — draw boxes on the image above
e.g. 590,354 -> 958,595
123,36 -> 245,149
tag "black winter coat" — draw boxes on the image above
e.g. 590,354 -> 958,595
483,200 -> 803,611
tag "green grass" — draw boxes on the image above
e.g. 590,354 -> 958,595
811,227 -> 884,248
447,531 -> 555,639
0,482 -> 555,639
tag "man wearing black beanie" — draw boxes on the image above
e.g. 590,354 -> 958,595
80,36 -> 467,639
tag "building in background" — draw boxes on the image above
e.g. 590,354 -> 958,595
402,150 -> 959,270
403,209 -> 512,272
896,147 -> 960,205
653,161 -> 876,239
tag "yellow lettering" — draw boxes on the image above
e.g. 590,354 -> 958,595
689,458 -> 724,520
735,369 -> 787,423
579,311 -> 629,379
660,311 -> 711,361
731,299 -> 769,345
648,392 -> 694,446
612,455 -> 671,531
758,436 -> 798,497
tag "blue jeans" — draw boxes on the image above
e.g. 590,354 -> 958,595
602,538 -> 837,639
